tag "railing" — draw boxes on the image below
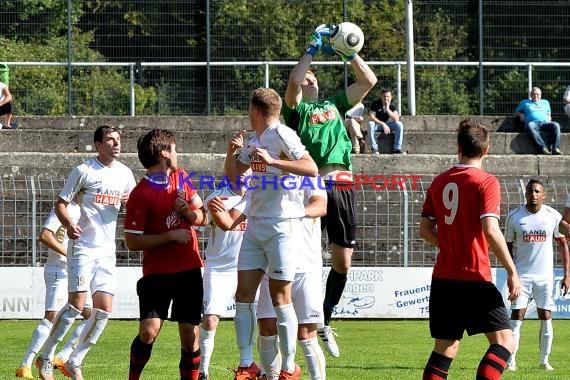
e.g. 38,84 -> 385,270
2,174 -> 568,269
6,61 -> 570,117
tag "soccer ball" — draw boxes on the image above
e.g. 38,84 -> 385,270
329,22 -> 364,57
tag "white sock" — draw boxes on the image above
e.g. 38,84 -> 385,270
199,326 -> 216,374
56,318 -> 89,362
274,303 -> 298,373
67,309 -> 110,366
22,318 -> 52,366
41,303 -> 81,360
234,302 -> 256,368
258,334 -> 280,379
300,337 -> 326,380
509,319 -> 522,364
539,319 -> 553,364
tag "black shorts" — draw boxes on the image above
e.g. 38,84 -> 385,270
429,277 -> 510,341
0,101 -> 12,116
321,181 -> 357,248
137,268 -> 203,325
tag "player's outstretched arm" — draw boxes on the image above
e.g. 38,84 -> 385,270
345,55 -> 377,106
482,216 -> 520,300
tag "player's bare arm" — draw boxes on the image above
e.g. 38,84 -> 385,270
419,217 -> 438,248
482,216 -> 520,300
208,197 -> 247,231
304,195 -> 327,218
285,54 -> 313,108
38,228 -> 67,256
174,196 -> 208,226
224,130 -> 249,184
55,197 -> 82,240
345,55 -> 377,106
560,207 -> 570,239
254,148 -> 318,177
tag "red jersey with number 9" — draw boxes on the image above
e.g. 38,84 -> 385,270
421,164 -> 501,281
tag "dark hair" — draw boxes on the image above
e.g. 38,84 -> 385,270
526,178 -> 544,191
381,88 -> 392,95
137,129 -> 177,169
457,119 -> 489,158
93,124 -> 119,144
250,87 -> 282,117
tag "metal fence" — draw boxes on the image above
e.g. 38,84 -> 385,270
2,1 -> 570,117
7,61 -> 570,118
2,174 -> 569,269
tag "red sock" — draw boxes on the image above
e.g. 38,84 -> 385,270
476,344 -> 510,380
179,348 -> 201,380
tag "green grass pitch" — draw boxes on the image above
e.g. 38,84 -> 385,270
3,319 -> 569,379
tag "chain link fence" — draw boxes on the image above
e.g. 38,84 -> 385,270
2,174 -> 568,269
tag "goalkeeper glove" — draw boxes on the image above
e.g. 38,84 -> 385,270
306,24 -> 332,57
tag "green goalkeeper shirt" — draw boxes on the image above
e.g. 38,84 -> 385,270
283,91 -> 352,172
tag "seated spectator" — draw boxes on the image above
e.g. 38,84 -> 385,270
515,87 -> 562,155
563,84 -> 570,120
0,81 -> 13,129
367,89 -> 404,154
344,102 -> 366,154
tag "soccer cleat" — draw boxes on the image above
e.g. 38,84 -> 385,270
231,361 -> 261,380
318,326 -> 340,357
35,357 -> 55,380
506,362 -> 517,371
278,364 -> 302,380
15,365 -> 34,378
539,362 -> 554,371
52,356 -> 66,370
198,372 -> 209,379
63,362 -> 85,380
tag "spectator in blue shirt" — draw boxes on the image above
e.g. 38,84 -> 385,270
515,87 -> 562,155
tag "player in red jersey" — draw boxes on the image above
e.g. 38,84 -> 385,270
125,129 -> 208,380
419,119 -> 521,380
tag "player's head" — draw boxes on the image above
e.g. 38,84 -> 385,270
380,89 -> 392,102
249,87 -> 282,124
137,129 -> 178,170
525,178 -> 545,207
301,69 -> 319,101
93,124 -> 121,161
456,119 -> 489,158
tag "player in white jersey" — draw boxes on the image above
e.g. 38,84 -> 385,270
37,125 -> 136,380
198,164 -> 250,380
220,87 -> 318,380
16,203 -> 93,379
504,179 -> 569,372
256,182 -> 327,380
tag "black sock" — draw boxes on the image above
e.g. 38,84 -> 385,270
323,268 -> 347,325
423,351 -> 452,379
128,335 -> 153,380
179,348 -> 200,380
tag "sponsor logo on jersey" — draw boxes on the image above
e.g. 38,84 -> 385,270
522,229 -> 547,242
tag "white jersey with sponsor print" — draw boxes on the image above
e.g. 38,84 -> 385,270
59,157 -> 136,257
505,204 -> 563,278
204,186 -> 247,271
237,123 -> 308,218
298,184 -> 326,274
43,202 -> 81,268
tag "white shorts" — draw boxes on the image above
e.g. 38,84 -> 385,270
257,271 -> 323,325
44,264 -> 68,312
238,217 -> 302,282
202,268 -> 237,316
510,276 -> 555,311
67,247 -> 117,296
